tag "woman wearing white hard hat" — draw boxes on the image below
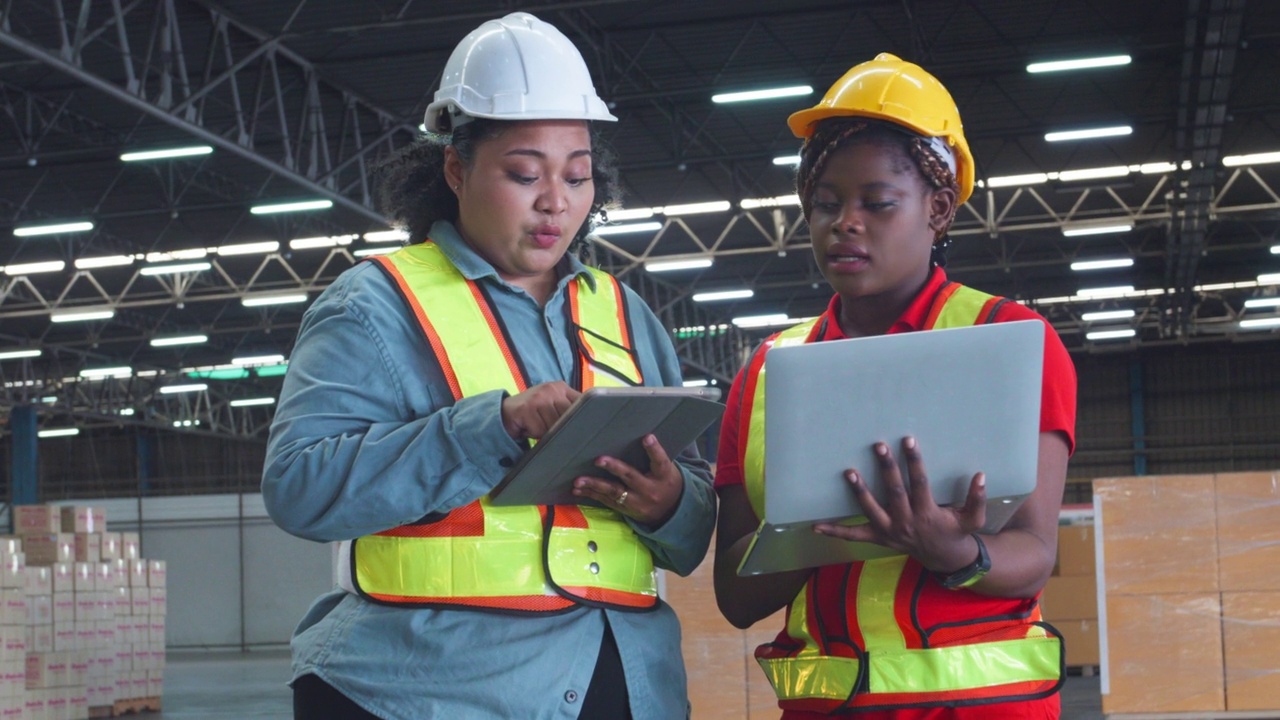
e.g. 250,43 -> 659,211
263,13 -> 714,720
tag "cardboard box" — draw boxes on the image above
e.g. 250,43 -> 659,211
0,555 -> 23,591
148,587 -> 166,616
1041,574 -> 1098,620
23,535 -> 74,566
145,560 -> 165,589
52,624 -> 75,653
113,587 -> 130,618
74,595 -> 96,623
1216,471 -> 1280,592
119,534 -> 139,562
27,595 -> 52,626
1055,618 -> 1100,666
148,668 -> 163,697
51,595 -> 74,626
0,539 -> 21,559
0,596 -> 25,627
1056,524 -> 1095,577
50,564 -> 73,595
14,506 -> 61,536
73,534 -> 100,564
147,618 -> 164,646
23,566 -> 51,595
25,652 -> 67,690
124,561 -> 146,588
69,653 -> 89,687
1222,591 -> 1280,711
1101,592 -> 1224,714
1,629 -> 24,661
1095,475 -> 1219,595
99,533 -> 121,563
71,563 -> 95,593
25,625 -> 52,654
130,588 -> 150,617
58,507 -> 105,534
74,621 -> 95,651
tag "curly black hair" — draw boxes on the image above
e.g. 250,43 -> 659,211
375,119 -> 620,256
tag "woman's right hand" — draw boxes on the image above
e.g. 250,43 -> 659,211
500,381 -> 581,441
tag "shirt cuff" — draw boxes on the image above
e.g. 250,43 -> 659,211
450,389 -> 529,483
628,463 -> 703,545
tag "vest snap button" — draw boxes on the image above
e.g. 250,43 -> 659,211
587,541 -> 598,552
589,562 -> 600,574
564,690 -> 579,703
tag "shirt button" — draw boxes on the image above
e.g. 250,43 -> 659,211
587,541 -> 598,553
589,562 -> 600,574
499,457 -> 514,468
564,690 -> 579,703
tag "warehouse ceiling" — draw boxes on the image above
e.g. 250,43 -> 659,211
2,0 -> 1280,439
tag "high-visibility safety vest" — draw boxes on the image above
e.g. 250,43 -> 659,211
339,241 -> 659,613
740,282 -> 1064,713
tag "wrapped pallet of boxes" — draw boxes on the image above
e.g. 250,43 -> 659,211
1040,521 -> 1099,669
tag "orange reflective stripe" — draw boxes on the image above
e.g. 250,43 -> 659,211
370,254 -> 464,401
923,281 -> 961,330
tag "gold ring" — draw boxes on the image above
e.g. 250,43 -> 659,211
617,490 -> 629,507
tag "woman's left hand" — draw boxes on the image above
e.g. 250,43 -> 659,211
813,436 -> 988,574
571,434 -> 684,527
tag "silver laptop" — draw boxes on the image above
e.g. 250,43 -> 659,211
737,319 -> 1045,575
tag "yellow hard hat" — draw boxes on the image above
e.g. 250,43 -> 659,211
787,53 -> 975,204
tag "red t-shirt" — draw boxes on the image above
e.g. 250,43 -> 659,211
713,268 -> 1077,720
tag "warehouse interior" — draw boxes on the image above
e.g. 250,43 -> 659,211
2,0 -> 1279,718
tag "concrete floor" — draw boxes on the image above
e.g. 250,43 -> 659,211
154,650 -> 1104,719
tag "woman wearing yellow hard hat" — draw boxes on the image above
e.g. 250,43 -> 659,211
712,53 -> 1078,718
264,12 -> 715,720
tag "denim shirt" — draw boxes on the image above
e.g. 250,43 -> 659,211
262,221 -> 716,720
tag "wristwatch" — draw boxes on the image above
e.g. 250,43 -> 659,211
936,533 -> 991,590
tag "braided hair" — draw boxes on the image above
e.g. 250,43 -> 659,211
795,118 -> 960,267
375,119 -> 620,254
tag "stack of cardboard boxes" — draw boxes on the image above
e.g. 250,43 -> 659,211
0,505 -> 166,719
1040,522 -> 1100,669
1095,471 -> 1280,715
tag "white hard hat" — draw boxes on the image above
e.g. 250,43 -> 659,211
425,12 -> 617,133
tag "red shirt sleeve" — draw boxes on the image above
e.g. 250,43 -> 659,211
713,364 -> 749,489
994,301 -> 1078,454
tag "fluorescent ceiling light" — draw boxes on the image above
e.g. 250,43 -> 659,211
732,314 -> 796,328
594,222 -> 663,237
216,241 -> 279,256
289,234 -> 355,250
363,230 -> 409,243
1223,151 -> 1280,167
1139,162 -> 1177,174
772,155 -> 801,166
1271,245 -> 1279,255
0,349 -> 42,360
50,309 -> 115,323
645,257 -> 713,273
741,195 -> 801,209
146,248 -> 208,262
354,247 -> 398,257
1244,297 -> 1280,309
1071,258 -> 1134,272
250,199 -> 333,214
1062,223 -> 1133,237
605,208 -> 656,221
1259,273 -> 1280,286
1078,285 -> 1135,299
712,85 -> 812,104
1045,126 -> 1133,142
692,289 -> 754,302
79,366 -> 132,379
986,173 -> 1049,188
660,200 -> 732,216
3,260 -> 66,275
242,293 -> 308,307
232,354 -> 285,366
1240,317 -> 1280,329
117,408 -> 135,416
159,383 -> 208,394
1081,309 -> 1136,322
230,397 -> 276,407
1086,328 -> 1136,341
682,379 -> 710,387
1058,166 -> 1130,182
120,145 -> 213,162
74,255 -> 135,269
150,335 -> 207,347
38,428 -> 80,438
139,261 -> 211,276
1027,54 -> 1132,74
13,221 -> 94,237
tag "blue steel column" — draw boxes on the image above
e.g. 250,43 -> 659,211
10,405 -> 39,507
136,432 -> 156,494
1129,360 -> 1148,476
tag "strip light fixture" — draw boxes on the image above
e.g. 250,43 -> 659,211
242,293 -> 308,307
79,366 -> 132,379
353,247 -> 397,257
230,397 -> 276,407
594,222 -> 663,237
1026,54 -> 1132,74
150,335 -> 208,347
363,230 -> 409,243
1063,223 -> 1134,238
1071,258 -> 1135,272
1259,273 -> 1280,286
1081,309 -> 1136,322
1240,317 -> 1280,329
1271,245 -> 1279,255
289,234 -> 355,250
741,195 -> 801,209
120,145 -> 213,162
1045,126 -> 1133,142
139,261 -> 211,276
13,221 -> 94,237
605,208 -> 656,222
232,354 -> 285,366
712,85 -> 812,104
1086,328 -> 1136,341
3,260 -> 66,275
216,241 -> 279,256
0,349 -> 42,360
692,289 -> 754,302
74,255 -> 135,269
682,379 -> 710,388
661,200 -> 732,216
1077,285 -> 1136,299
1244,298 -> 1280,309
250,199 -> 333,215
1223,151 -> 1280,167
645,257 -> 713,273
159,383 -> 208,394
773,155 -> 801,166
50,309 -> 115,323
38,428 -> 80,438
